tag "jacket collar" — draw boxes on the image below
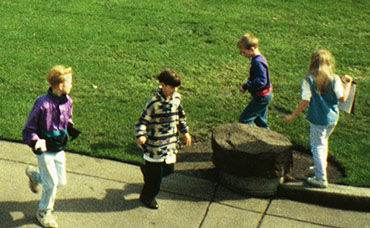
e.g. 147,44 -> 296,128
47,88 -> 68,103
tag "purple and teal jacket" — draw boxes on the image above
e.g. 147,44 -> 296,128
22,88 -> 74,153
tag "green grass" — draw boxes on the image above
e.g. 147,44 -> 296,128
0,0 -> 369,187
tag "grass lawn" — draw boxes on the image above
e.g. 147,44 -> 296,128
0,0 -> 368,187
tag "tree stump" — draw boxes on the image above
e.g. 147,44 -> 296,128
219,171 -> 284,197
212,123 -> 293,197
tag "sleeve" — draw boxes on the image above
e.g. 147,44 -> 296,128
67,101 -> 81,140
177,102 -> 189,134
333,75 -> 344,99
22,99 -> 41,147
135,100 -> 153,138
68,99 -> 74,126
301,78 -> 311,101
242,61 -> 268,92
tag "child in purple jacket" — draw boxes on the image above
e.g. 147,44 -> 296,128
23,65 -> 79,228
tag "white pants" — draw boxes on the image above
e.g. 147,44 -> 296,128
310,123 -> 335,181
32,151 -> 67,212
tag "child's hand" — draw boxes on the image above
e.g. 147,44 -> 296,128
137,136 -> 147,146
35,139 -> 47,152
183,133 -> 192,146
239,86 -> 246,93
342,75 -> 353,84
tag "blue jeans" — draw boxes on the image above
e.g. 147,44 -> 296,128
239,92 -> 273,129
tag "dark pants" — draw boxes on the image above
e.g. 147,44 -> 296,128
140,160 -> 174,200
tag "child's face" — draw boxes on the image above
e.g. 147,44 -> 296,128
239,47 -> 254,58
161,83 -> 177,99
60,74 -> 73,95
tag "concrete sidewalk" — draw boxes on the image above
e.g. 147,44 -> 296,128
0,140 -> 369,228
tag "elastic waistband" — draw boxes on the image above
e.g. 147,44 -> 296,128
254,86 -> 272,96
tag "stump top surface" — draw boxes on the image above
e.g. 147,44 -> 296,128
212,123 -> 292,153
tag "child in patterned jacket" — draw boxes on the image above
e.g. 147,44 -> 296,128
135,69 -> 191,209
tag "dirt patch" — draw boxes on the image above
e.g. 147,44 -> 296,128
176,140 -> 345,183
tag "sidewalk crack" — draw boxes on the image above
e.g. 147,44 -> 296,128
257,198 -> 272,228
198,183 -> 218,228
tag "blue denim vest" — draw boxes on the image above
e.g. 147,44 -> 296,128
306,75 -> 339,126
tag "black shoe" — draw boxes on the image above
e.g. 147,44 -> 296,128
140,195 -> 159,209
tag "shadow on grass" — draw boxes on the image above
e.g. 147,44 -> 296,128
90,142 -> 122,151
87,142 -> 143,165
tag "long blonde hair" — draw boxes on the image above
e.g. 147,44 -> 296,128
306,49 -> 335,94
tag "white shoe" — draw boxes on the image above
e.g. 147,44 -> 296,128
306,176 -> 328,188
36,210 -> 58,228
25,166 -> 39,193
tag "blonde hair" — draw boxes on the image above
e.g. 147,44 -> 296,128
237,33 -> 259,50
306,49 -> 335,94
47,65 -> 72,88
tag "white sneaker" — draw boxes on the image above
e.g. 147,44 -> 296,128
306,176 -> 328,188
25,166 -> 39,193
36,210 -> 58,228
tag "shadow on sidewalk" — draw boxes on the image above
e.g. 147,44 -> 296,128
0,188 -> 141,228
1,180 -> 221,227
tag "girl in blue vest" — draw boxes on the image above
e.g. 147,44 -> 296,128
284,49 -> 352,188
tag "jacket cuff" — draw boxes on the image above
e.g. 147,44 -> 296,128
136,134 -> 147,139
242,83 -> 249,91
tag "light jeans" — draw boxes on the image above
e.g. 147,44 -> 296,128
310,123 -> 335,181
31,151 -> 67,212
